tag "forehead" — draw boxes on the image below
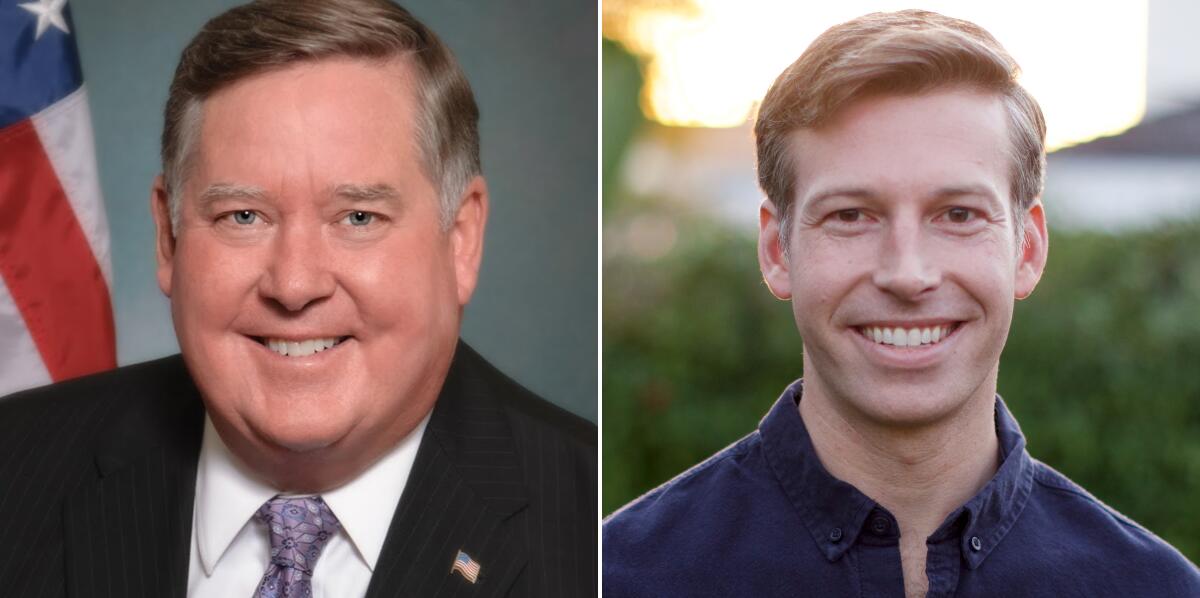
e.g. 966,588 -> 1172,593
187,56 -> 428,198
790,88 -> 1012,207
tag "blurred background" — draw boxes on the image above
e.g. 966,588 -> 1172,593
66,0 -> 596,420
603,0 -> 1200,561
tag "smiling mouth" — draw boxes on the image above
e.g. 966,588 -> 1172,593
856,323 -> 962,348
251,336 -> 352,357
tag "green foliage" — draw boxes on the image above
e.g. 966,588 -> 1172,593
1002,221 -> 1200,559
601,39 -> 644,209
603,211 -> 1200,562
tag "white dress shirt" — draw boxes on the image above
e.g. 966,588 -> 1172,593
187,414 -> 430,598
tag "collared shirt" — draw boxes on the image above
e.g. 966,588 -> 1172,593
187,413 -> 429,598
603,380 -> 1200,597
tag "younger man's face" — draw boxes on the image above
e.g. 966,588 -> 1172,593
759,87 -> 1048,426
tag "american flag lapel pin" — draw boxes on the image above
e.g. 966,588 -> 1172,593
451,549 -> 482,584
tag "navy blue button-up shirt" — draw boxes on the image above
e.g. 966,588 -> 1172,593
603,381 -> 1200,597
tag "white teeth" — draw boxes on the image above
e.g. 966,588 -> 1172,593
859,324 -> 955,348
261,337 -> 344,357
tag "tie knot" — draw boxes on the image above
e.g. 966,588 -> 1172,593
256,496 -> 341,575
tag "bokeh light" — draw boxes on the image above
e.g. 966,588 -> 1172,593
605,0 -> 1147,150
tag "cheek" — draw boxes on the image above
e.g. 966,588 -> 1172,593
342,234 -> 459,336
171,241 -> 261,333
941,237 -> 1017,302
790,239 -> 872,312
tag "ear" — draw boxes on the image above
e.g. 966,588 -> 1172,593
451,175 -> 489,306
758,199 -> 792,300
1014,201 -> 1048,300
150,175 -> 176,297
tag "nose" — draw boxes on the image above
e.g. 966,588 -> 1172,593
257,223 -> 336,312
871,219 -> 941,300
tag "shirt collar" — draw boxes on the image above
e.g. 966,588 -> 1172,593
194,412 -> 430,576
322,413 -> 428,571
758,379 -> 1034,568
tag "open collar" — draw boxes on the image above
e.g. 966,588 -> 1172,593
759,379 -> 1034,568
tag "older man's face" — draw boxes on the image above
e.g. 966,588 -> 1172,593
759,87 -> 1047,427
152,57 -> 486,488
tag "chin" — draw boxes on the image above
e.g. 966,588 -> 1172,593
839,375 -> 973,428
260,422 -> 340,451
267,432 -> 339,453
250,408 -> 354,454
864,391 -> 960,427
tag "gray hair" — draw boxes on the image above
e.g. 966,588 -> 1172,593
162,0 -> 481,232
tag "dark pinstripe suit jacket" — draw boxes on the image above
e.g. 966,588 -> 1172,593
0,341 -> 596,597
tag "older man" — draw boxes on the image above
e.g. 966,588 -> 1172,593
0,1 -> 594,596
603,10 -> 1199,598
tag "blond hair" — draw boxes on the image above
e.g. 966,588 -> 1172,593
161,0 -> 480,230
754,10 -> 1046,250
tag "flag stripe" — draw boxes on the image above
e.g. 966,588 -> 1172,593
0,275 -> 52,396
33,86 -> 113,288
0,116 -> 115,382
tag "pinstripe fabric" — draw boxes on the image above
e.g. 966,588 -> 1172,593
0,341 -> 595,597
364,342 -> 596,597
0,356 -> 202,598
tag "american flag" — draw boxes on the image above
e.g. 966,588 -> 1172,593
451,549 -> 481,584
0,0 -> 115,397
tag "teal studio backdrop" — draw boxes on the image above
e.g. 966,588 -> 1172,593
69,0 -> 597,421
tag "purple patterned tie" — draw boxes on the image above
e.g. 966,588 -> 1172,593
253,496 -> 341,598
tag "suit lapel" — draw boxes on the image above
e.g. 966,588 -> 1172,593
62,359 -> 204,598
56,345 -> 529,597
366,342 -> 530,598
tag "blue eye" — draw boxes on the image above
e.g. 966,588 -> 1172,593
345,211 -> 374,226
232,210 -> 256,225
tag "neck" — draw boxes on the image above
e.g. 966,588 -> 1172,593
799,373 -> 1001,537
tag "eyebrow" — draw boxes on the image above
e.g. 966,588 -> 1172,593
197,183 -> 269,205
195,182 -> 403,206
331,183 -> 402,205
802,184 -> 1001,210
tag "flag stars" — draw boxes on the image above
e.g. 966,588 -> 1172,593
19,0 -> 71,40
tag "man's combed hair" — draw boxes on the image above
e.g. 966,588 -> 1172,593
754,10 -> 1046,250
161,0 -> 480,229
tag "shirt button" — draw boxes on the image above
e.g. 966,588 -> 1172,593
829,527 -> 843,542
870,516 -> 889,535
970,536 -> 983,551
